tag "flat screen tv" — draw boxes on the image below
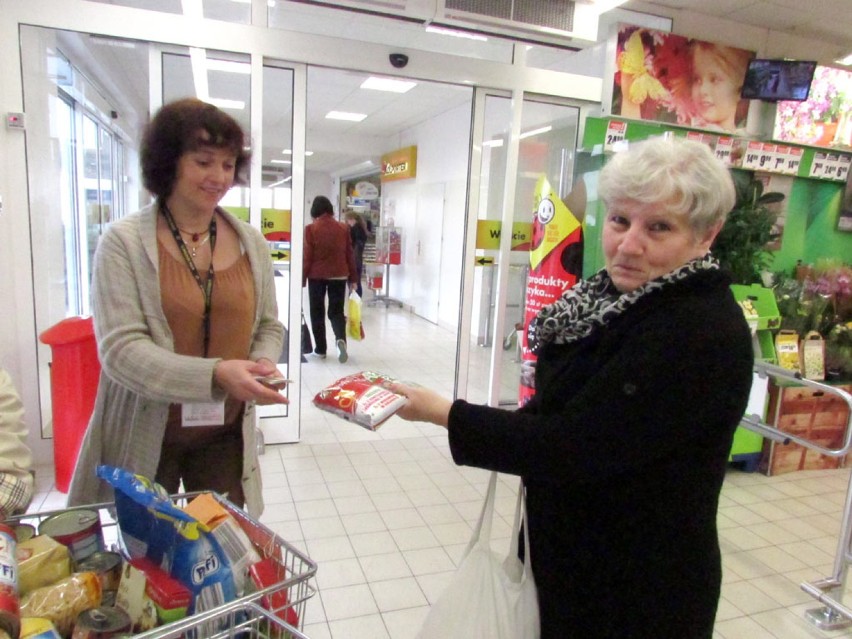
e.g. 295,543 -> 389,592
741,59 -> 817,101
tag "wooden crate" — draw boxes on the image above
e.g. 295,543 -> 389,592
760,382 -> 852,476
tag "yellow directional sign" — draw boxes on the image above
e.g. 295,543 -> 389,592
474,256 -> 494,266
270,249 -> 290,262
475,221 -> 532,251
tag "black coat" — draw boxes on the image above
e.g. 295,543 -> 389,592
448,269 -> 754,639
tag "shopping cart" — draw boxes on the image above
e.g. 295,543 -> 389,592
134,600 -> 310,638
7,492 -> 317,638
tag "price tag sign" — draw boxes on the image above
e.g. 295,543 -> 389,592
714,137 -> 735,166
824,154 -> 840,180
742,141 -> 763,170
774,146 -> 791,174
786,147 -> 803,176
604,120 -> 627,152
686,131 -> 716,148
836,155 -> 851,182
756,143 -> 777,171
809,152 -> 828,179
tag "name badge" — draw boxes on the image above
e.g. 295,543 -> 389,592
182,401 -> 226,427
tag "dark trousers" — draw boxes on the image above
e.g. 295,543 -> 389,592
308,278 -> 347,355
155,422 -> 245,508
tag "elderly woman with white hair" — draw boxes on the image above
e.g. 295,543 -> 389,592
392,136 -> 754,638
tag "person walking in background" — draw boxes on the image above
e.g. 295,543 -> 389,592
0,367 -> 34,518
390,137 -> 754,638
68,98 -> 287,518
345,211 -> 368,297
304,196 -> 358,363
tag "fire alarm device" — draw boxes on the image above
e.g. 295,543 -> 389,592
6,113 -> 25,130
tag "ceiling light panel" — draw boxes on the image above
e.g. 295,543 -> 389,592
326,111 -> 368,122
360,76 -> 417,93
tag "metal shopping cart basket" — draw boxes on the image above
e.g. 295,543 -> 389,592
6,492 -> 317,638
134,600 -> 310,638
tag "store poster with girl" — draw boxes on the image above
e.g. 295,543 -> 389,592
612,25 -> 754,133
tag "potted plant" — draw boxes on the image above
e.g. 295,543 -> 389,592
712,170 -> 784,285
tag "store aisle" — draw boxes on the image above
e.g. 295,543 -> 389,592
28,304 -> 852,639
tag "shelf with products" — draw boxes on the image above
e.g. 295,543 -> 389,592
588,117 -> 851,184
366,226 -> 403,308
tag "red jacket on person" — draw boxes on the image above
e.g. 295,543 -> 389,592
302,214 -> 358,287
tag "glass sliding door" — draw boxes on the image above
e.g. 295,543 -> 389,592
459,90 -> 581,407
22,26 -> 138,434
23,22 -> 302,441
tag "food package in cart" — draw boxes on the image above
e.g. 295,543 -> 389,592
96,465 -> 238,619
184,492 -> 261,596
313,371 -> 407,430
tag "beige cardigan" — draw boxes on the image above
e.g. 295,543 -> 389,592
67,204 -> 283,517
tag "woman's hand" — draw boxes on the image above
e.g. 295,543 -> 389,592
388,382 -> 451,428
213,359 -> 289,405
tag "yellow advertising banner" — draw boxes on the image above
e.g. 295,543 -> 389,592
529,175 -> 581,271
474,221 -> 533,251
381,146 -> 417,182
222,207 -> 292,242
261,208 -> 292,242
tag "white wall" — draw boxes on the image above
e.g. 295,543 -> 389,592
382,100 -> 472,331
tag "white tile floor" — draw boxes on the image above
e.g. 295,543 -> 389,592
27,302 -> 852,639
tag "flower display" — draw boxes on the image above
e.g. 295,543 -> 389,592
773,259 -> 852,380
774,65 -> 851,149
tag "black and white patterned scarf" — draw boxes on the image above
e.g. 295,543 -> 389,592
527,253 -> 719,355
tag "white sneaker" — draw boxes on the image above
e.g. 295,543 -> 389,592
336,339 -> 348,363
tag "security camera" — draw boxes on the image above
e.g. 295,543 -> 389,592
389,53 -> 409,69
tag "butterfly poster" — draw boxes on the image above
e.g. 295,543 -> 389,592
611,25 -> 754,134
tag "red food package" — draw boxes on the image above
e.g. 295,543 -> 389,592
128,557 -> 192,625
249,557 -> 299,628
313,371 -> 406,430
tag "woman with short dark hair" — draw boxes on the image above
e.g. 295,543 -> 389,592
303,196 -> 358,362
68,98 -> 286,517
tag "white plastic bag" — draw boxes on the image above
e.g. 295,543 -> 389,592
417,472 -> 540,639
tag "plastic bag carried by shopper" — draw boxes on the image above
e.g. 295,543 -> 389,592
417,473 -> 540,639
347,292 -> 364,341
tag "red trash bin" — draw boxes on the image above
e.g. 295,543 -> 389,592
39,316 -> 101,493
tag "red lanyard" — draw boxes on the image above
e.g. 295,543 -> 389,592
161,204 -> 218,357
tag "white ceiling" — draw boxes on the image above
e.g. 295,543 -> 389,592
57,0 -> 852,181
622,0 -> 851,51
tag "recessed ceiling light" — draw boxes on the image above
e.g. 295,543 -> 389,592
483,139 -> 504,148
281,149 -> 314,156
268,176 -> 291,188
206,59 -> 250,74
326,111 -> 367,122
270,159 -> 291,165
425,25 -> 488,41
519,125 -> 553,139
207,97 -> 245,110
360,77 -> 417,93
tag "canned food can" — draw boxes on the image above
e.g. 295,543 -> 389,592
38,509 -> 103,564
71,607 -> 131,639
76,551 -> 123,595
0,523 -> 20,639
13,524 -> 36,544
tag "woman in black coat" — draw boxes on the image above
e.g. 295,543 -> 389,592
392,136 -> 754,638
